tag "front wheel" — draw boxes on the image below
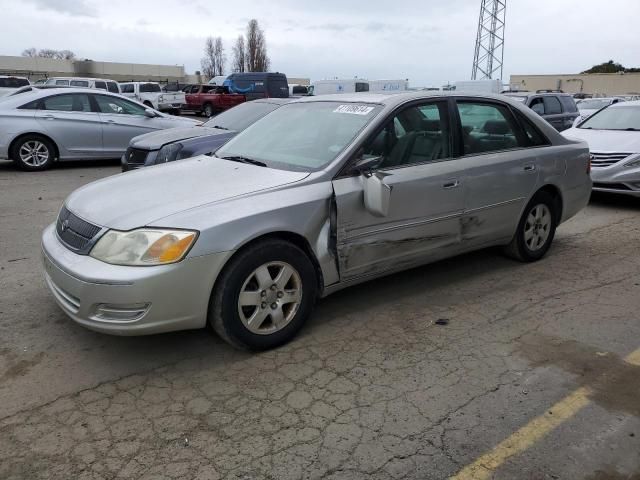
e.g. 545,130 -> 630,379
10,135 -> 56,171
209,239 -> 318,350
504,191 -> 558,262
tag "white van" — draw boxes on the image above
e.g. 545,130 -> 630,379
368,79 -> 409,92
453,79 -> 502,94
311,79 -> 370,96
44,77 -> 120,94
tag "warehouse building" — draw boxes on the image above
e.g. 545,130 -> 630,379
510,72 -> 640,96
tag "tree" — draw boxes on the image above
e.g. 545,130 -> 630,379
213,37 -> 226,76
231,35 -> 245,73
57,50 -> 76,60
37,49 -> 59,58
201,36 -> 216,79
201,36 -> 225,78
21,48 -> 77,60
245,19 -> 270,72
21,48 -> 37,57
582,60 -> 627,74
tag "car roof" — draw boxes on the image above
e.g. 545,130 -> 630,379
295,91 -> 521,107
608,99 -> 640,108
0,87 -> 127,108
46,77 -> 116,82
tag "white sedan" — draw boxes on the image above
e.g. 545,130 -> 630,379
0,87 -> 201,171
563,100 -> 640,196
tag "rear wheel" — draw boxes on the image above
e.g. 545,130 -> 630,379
504,191 -> 558,262
209,239 -> 317,350
10,135 -> 56,171
203,103 -> 214,118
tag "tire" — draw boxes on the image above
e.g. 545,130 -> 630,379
504,190 -> 558,262
203,103 -> 214,118
172,109 -> 181,116
209,239 -> 318,350
10,135 -> 56,171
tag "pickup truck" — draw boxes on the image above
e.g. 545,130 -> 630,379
183,84 -> 246,117
119,82 -> 185,115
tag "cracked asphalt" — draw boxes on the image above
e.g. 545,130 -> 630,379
1,159 -> 640,479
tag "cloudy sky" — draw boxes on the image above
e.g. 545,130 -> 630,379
1,0 -> 639,86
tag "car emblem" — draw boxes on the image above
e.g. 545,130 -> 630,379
61,219 -> 70,232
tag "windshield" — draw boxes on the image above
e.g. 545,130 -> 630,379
204,101 -> 282,131
140,83 -> 161,93
215,101 -> 382,171
578,99 -> 612,110
0,78 -> 29,88
579,105 -> 640,130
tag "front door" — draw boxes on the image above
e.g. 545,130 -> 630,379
92,94 -> 159,156
35,93 -> 103,158
332,101 -> 466,280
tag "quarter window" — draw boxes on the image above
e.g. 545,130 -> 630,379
457,101 -> 521,155
514,111 -> 549,147
107,82 -> 119,93
362,102 -> 450,168
94,95 -> 147,116
543,96 -> 562,115
42,94 -> 91,112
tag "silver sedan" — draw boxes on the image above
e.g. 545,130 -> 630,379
42,92 -> 592,350
0,87 -> 201,171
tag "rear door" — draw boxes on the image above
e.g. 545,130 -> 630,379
454,99 -> 541,245
332,100 -> 466,280
93,94 -> 160,156
35,93 -> 104,158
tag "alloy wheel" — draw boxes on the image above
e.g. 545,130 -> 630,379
237,261 -> 302,335
524,204 -> 551,251
19,141 -> 50,167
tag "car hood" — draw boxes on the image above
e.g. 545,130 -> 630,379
562,128 -> 640,152
129,126 -> 226,150
66,156 -> 310,230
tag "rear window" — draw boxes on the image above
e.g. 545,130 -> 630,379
107,82 -> 119,93
0,77 -> 30,88
559,96 -> 577,113
267,79 -> 289,98
355,82 -> 370,93
204,101 -> 282,131
139,83 -> 161,93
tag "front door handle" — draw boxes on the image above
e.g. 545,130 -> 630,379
523,164 -> 536,172
442,180 -> 460,189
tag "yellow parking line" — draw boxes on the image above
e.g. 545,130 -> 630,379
450,347 -> 640,480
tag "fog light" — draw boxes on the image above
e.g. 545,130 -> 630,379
91,303 -> 150,323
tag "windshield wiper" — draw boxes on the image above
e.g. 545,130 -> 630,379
210,125 -> 229,130
218,155 -> 267,167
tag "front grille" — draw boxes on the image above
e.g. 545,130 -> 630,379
593,182 -> 632,191
56,206 -> 101,253
125,147 -> 150,166
590,152 -> 632,168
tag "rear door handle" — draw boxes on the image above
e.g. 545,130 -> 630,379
523,164 -> 536,172
442,180 -> 460,189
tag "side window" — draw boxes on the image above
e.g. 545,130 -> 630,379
70,80 -> 89,87
94,95 -> 147,116
529,97 -> 545,115
120,84 -> 134,94
543,96 -> 562,115
559,96 -> 577,113
55,80 -> 69,86
362,102 -> 450,168
514,111 -> 549,147
94,81 -> 107,90
107,82 -> 119,93
42,94 -> 91,112
457,101 -> 522,154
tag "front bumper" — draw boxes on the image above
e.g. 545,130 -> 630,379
42,223 -> 233,335
591,162 -> 640,197
158,102 -> 183,111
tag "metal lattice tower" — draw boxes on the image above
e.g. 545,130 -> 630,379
471,0 -> 507,80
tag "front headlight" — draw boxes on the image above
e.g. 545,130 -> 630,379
156,143 -> 183,163
90,229 -> 197,266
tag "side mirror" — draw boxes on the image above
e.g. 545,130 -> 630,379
144,108 -> 157,118
363,171 -> 392,217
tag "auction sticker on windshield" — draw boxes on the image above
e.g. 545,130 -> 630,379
333,105 -> 375,115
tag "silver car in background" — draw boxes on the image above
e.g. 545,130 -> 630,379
563,100 -> 640,196
0,87 -> 201,171
42,92 -> 592,350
